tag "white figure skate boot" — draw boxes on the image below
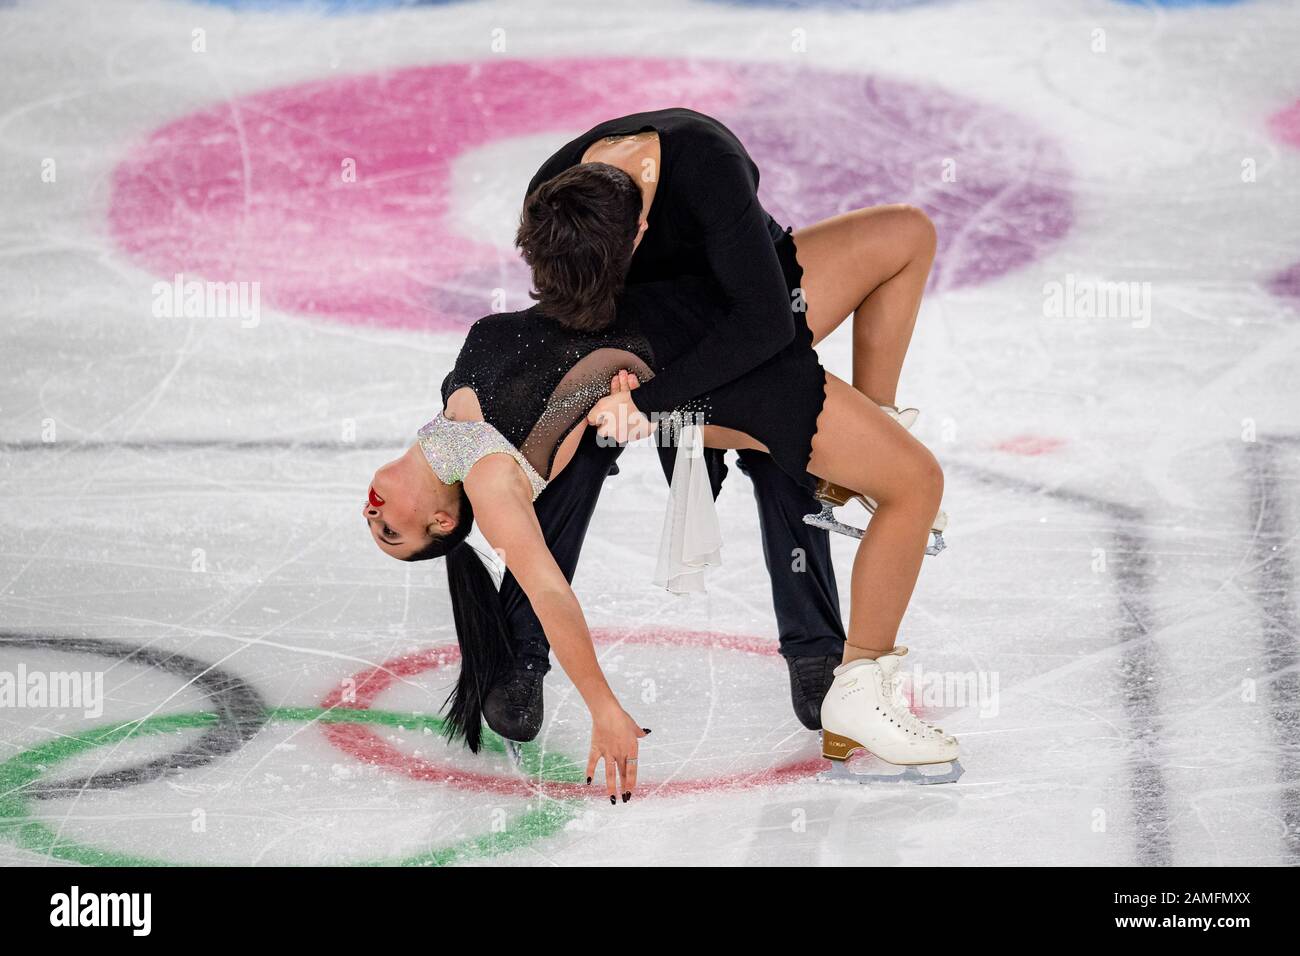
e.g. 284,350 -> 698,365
818,647 -> 963,785
804,405 -> 948,556
883,403 -> 920,431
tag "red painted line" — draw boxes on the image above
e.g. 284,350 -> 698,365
318,627 -> 833,798
994,435 -> 1066,456
320,644 -> 460,710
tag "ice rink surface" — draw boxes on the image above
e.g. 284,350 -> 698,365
1,0 -> 1298,866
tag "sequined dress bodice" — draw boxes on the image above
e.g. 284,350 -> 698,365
417,415 -> 549,500
435,307 -> 658,489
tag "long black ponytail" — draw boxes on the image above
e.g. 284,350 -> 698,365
405,485 -> 513,752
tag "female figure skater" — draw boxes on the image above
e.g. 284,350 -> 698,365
363,194 -> 957,801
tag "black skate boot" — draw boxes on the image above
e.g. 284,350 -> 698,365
482,658 -> 547,742
786,654 -> 841,731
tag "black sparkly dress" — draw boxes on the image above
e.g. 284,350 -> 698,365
439,270 -> 827,491
522,106 -> 827,489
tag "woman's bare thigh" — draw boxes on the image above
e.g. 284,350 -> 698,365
697,377 -> 939,504
793,204 -> 931,346
701,424 -> 767,452
806,373 -> 941,502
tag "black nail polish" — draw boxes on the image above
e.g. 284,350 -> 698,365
586,776 -> 592,785
622,792 -> 631,803
609,795 -> 616,805
642,728 -> 652,734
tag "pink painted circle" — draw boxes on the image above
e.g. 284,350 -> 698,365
110,58 -> 1074,331
1267,99 -> 1300,151
1266,100 -> 1300,301
318,626 -> 826,800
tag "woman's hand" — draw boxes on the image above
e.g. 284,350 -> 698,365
587,698 -> 649,804
588,370 -> 654,443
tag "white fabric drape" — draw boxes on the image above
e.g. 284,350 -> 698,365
653,422 -> 722,593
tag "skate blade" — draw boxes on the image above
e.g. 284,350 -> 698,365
805,506 -> 948,557
816,758 -> 963,786
504,739 -> 525,772
803,504 -> 864,540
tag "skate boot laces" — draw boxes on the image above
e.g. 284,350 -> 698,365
879,656 -> 951,741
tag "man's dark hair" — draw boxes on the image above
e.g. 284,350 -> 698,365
516,162 -> 642,332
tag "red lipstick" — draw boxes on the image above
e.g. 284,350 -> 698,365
368,487 -> 385,508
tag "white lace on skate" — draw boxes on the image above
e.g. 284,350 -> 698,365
878,652 -> 951,742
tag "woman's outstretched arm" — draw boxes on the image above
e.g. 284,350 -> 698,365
464,456 -> 646,801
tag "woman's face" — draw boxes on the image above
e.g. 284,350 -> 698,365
362,453 -> 437,560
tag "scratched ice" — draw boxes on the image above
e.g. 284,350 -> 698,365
1,0 -> 1297,866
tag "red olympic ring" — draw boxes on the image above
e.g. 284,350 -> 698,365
317,627 -> 827,799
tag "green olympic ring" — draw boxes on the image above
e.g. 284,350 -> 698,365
0,707 -> 582,866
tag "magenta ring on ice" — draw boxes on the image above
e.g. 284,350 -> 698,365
109,57 -> 1073,331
